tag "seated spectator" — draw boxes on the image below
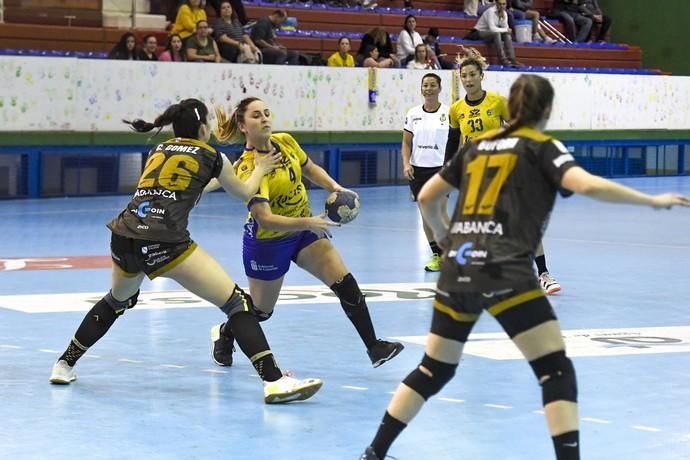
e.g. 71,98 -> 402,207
361,44 -> 395,68
423,27 -> 454,69
108,32 -> 138,60
327,37 -> 355,67
581,0 -> 611,42
407,44 -> 437,69
250,9 -> 300,65
138,35 -> 159,61
511,0 -> 557,43
214,0 -> 261,63
158,34 -> 187,61
207,0 -> 248,25
550,0 -> 592,42
171,0 -> 208,42
357,27 -> 398,67
186,20 -> 222,62
464,0 -> 479,16
396,15 -> 424,66
467,0 -> 522,66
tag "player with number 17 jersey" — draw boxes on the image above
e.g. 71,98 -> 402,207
437,127 -> 578,293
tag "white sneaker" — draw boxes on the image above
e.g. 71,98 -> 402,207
544,36 -> 558,44
539,272 -> 561,295
49,359 -> 77,384
264,375 -> 323,404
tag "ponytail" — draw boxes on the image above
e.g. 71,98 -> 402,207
123,99 -> 208,139
214,96 -> 261,144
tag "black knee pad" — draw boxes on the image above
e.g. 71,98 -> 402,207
250,303 -> 273,322
402,354 -> 457,400
331,273 -> 366,313
221,285 -> 254,318
104,290 -> 139,315
529,351 -> 578,405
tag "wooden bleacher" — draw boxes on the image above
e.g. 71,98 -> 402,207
0,0 -> 642,70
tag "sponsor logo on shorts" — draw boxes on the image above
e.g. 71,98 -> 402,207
249,260 -> 278,272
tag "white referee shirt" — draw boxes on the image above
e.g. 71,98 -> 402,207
403,102 -> 450,167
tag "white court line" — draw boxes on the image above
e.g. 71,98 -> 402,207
38,349 -> 59,354
342,385 -> 368,391
160,364 -> 185,369
118,358 -> 143,364
484,403 -> 513,409
632,425 -> 662,433
550,237 -> 690,251
0,344 -> 22,349
438,397 -> 465,404
532,409 -> 545,415
84,355 -> 101,359
202,369 -> 228,374
582,417 -> 611,424
248,374 -> 260,378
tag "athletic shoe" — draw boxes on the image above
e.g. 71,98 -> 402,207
264,375 -> 323,404
360,446 -> 381,460
210,323 -> 235,366
367,340 -> 404,368
424,254 -> 441,272
49,359 -> 77,384
539,271 -> 561,295
544,36 -> 558,44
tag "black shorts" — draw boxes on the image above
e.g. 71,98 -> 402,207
408,165 -> 442,201
110,232 -> 198,280
431,281 -> 557,342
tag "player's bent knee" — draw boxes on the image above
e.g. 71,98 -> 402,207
220,285 -> 254,318
529,350 -> 577,405
104,290 -> 139,315
402,354 -> 457,400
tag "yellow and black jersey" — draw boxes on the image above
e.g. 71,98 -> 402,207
108,137 -> 223,242
449,91 -> 509,145
236,133 -> 312,240
437,127 -> 578,293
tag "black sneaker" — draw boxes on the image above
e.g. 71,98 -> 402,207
360,447 -> 381,460
367,340 -> 404,368
210,323 -> 235,366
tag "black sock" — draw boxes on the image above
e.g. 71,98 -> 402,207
227,311 -> 282,382
552,431 -> 580,460
331,273 -> 378,349
59,297 -> 119,366
535,254 -> 548,275
371,411 -> 407,459
429,241 -> 441,256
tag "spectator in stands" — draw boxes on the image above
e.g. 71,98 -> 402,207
361,45 -> 395,68
468,0 -> 522,66
186,20 -> 222,62
407,44 -> 437,69
207,0 -> 249,25
357,27 -> 398,67
108,32 -> 138,60
158,33 -> 187,61
464,0 -> 479,16
138,35 -> 159,61
250,9 -> 300,65
580,0 -> 611,42
511,0 -> 557,43
327,37 -> 355,67
423,27 -> 454,69
396,15 -> 424,66
171,0 -> 208,42
550,0 -> 592,42
214,0 -> 261,63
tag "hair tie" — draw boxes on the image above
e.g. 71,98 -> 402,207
194,108 -> 201,121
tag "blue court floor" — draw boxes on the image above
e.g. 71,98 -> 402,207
1,177 -> 690,460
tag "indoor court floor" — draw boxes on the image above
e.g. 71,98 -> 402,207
1,177 -> 689,459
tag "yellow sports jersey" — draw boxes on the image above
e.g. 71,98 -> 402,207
327,52 -> 355,67
235,133 -> 311,240
449,91 -> 509,144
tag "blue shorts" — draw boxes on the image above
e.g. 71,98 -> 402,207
243,231 -> 322,281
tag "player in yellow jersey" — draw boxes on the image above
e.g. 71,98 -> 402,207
445,50 -> 561,294
207,97 -> 404,370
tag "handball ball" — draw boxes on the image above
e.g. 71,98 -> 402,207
325,190 -> 360,224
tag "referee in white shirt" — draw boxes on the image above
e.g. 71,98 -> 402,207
401,73 -> 450,272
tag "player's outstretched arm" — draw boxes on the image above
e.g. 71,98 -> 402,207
215,152 -> 281,201
561,166 -> 690,209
